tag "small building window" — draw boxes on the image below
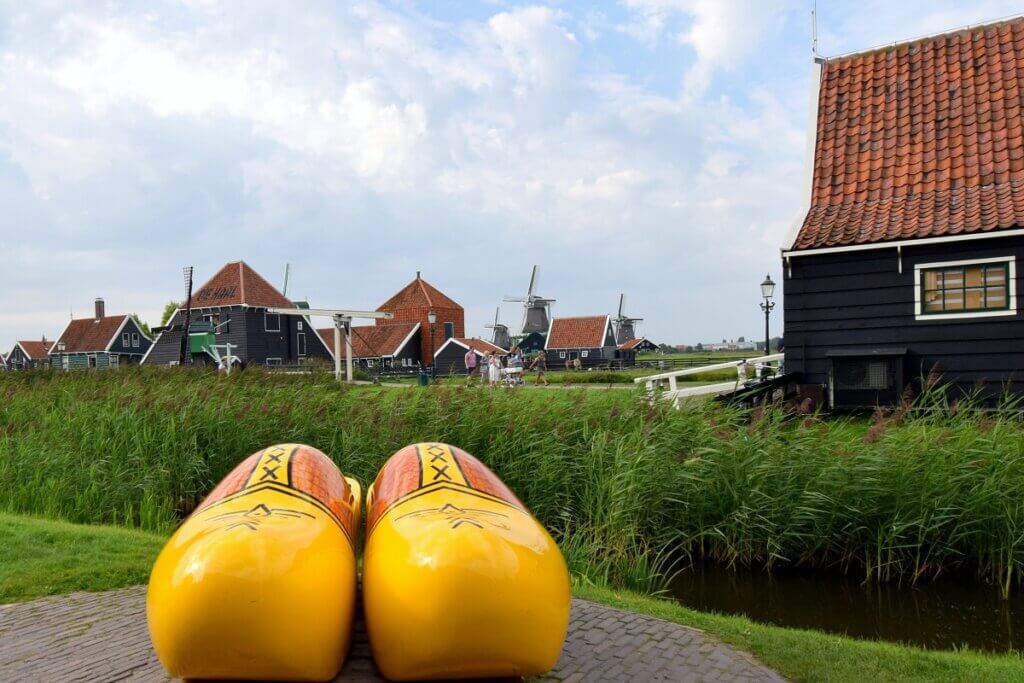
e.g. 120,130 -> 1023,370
265,357 -> 282,366
110,354 -> 119,368
581,350 -> 589,358
61,356 -> 69,370
297,333 -> 306,356
132,333 -> 140,348
297,321 -> 303,331
559,351 -> 566,359
917,258 -> 1015,319
265,313 -> 281,332
122,332 -> 130,346
88,355 -> 97,368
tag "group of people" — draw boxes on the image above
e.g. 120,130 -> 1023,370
463,346 -> 549,386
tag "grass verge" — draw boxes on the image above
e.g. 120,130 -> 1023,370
0,513 -> 164,603
576,584 -> 1024,683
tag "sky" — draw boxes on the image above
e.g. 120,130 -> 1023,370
2,0 -> 1024,348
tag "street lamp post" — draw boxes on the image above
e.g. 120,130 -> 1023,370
760,274 -> 776,354
427,308 -> 437,377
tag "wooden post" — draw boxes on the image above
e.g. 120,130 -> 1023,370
333,319 -> 343,383
344,319 -> 353,383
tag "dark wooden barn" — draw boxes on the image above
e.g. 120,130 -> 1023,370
433,337 -> 508,375
143,261 -> 331,367
6,339 -> 53,370
784,18 -> 1024,407
545,315 -> 618,369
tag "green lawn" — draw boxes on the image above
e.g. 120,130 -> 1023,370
3,513 -> 1022,682
0,513 -> 164,602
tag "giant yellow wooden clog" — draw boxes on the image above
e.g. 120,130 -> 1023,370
363,442 -> 571,680
147,443 -> 360,681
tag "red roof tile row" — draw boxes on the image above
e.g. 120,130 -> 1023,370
316,322 -> 419,359
56,316 -> 130,353
794,17 -> 1024,249
546,316 -> 611,349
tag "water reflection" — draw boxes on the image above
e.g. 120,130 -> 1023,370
669,565 -> 1021,652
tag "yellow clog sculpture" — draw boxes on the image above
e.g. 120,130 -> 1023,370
147,443 -> 360,681
363,442 -> 571,680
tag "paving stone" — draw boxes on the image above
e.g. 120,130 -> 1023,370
0,588 -> 786,682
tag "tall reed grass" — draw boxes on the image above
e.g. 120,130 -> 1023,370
2,368 -> 1024,595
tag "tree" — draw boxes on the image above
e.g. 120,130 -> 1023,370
695,342 -> 704,352
131,314 -> 151,337
160,301 -> 178,327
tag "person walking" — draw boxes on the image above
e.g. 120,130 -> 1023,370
529,349 -> 549,385
464,345 -> 477,384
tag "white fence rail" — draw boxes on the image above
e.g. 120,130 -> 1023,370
634,353 -> 784,407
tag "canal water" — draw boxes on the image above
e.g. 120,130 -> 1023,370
669,566 -> 1024,652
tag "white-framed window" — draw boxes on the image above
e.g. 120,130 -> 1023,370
265,313 -> 281,332
110,354 -> 119,368
914,256 -> 1016,320
265,357 -> 282,366
581,350 -> 589,358
61,356 -> 69,370
559,351 -> 566,358
297,333 -> 306,356
297,321 -> 303,331
122,332 -> 130,346
131,333 -> 140,348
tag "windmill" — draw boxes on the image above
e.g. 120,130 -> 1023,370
503,265 -> 555,335
613,293 -> 642,344
484,306 -> 511,350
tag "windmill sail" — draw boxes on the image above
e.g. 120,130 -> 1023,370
613,293 -> 642,344
503,266 -> 555,335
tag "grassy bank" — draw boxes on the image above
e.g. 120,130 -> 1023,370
3,369 -> 1024,594
577,584 -> 1024,682
0,513 -> 163,602
3,513 -> 1021,682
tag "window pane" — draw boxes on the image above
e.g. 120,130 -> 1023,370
924,293 -> 944,312
923,270 -> 941,291
965,288 -> 984,309
986,267 -> 1006,285
964,267 -> 984,287
983,286 -> 1007,307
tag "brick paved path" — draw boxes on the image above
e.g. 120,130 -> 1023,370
0,587 -> 785,682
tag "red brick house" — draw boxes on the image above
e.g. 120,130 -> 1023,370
376,273 -> 464,367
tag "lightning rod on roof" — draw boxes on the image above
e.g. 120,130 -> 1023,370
811,0 -> 819,57
282,263 -> 290,297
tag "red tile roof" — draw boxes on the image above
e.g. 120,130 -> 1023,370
188,261 -> 293,309
794,17 -> 1024,250
618,337 -> 646,351
316,322 -> 419,358
377,275 -> 462,312
455,338 -> 508,355
546,316 -> 611,349
56,316 -> 129,353
17,340 -> 55,359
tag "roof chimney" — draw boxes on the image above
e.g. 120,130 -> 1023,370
94,298 -> 105,321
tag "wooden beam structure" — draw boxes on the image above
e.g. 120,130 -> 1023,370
267,307 -> 394,382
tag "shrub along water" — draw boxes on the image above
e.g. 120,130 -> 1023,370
2,368 -> 1024,596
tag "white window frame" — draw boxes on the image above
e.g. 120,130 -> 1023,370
297,321 -> 303,331
109,354 -> 119,368
559,351 -> 566,359
122,332 -> 130,346
265,357 -> 282,367
297,332 -> 306,356
61,355 -> 69,370
581,350 -> 589,358
131,333 -> 140,348
265,312 -> 281,332
914,256 -> 1017,321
